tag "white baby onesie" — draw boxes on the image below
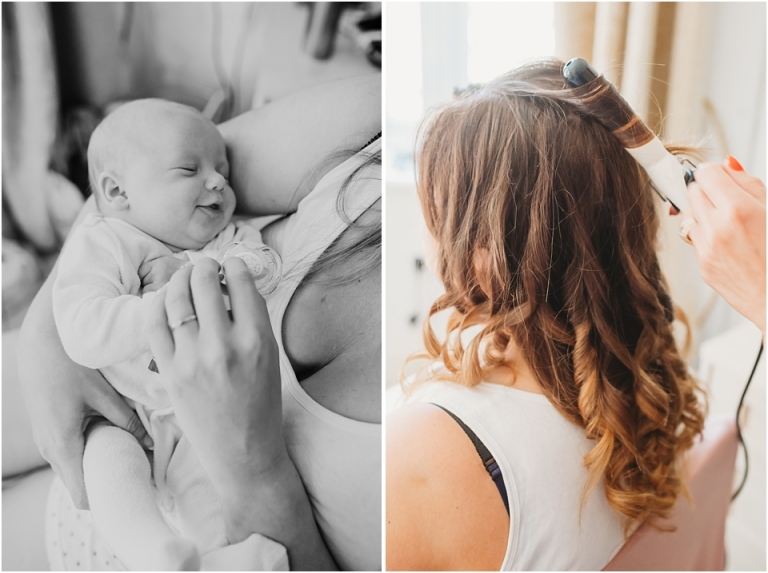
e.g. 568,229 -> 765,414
52,213 -> 281,564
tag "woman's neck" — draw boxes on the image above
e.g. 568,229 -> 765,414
483,339 -> 544,394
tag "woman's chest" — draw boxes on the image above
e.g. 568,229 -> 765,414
261,204 -> 381,423
281,262 -> 381,423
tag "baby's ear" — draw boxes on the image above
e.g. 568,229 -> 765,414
99,172 -> 128,209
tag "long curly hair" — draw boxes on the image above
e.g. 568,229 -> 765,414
410,59 -> 706,534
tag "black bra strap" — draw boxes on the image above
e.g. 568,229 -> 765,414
432,404 -> 510,515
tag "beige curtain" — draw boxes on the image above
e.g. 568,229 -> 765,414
553,2 -> 715,351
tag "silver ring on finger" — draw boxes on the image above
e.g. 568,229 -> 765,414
678,217 -> 698,246
168,313 -> 198,331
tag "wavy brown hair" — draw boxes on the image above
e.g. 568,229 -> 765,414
410,59 -> 706,533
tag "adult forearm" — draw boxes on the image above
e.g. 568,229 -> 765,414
18,264 -> 63,391
220,74 -> 381,216
218,451 -> 337,571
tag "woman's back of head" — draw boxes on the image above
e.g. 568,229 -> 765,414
415,58 -> 705,533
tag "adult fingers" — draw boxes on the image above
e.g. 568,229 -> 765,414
92,379 -> 153,449
49,435 -> 89,509
681,188 -> 716,274
681,214 -> 705,249
723,164 -> 766,204
685,182 -> 716,239
693,163 -> 763,208
222,257 -> 265,328
164,264 -> 198,348
190,257 -> 229,335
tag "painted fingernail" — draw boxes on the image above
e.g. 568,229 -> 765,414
726,155 -> 744,171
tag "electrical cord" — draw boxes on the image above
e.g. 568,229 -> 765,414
731,342 -> 763,501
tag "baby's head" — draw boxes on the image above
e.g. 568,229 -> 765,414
88,99 -> 236,251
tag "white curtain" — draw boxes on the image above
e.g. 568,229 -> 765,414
553,2 -> 719,353
2,3 -> 60,251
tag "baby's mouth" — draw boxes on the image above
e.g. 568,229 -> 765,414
198,203 -> 222,214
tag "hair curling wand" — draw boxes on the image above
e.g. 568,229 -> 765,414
562,58 -> 692,213
563,60 -> 764,502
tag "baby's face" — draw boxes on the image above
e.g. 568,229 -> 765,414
116,106 -> 236,251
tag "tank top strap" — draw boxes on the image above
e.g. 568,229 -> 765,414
267,139 -> 381,327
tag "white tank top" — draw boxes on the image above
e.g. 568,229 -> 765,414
265,141 -> 381,571
399,378 -> 625,570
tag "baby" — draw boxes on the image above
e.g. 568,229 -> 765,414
52,99 -> 286,570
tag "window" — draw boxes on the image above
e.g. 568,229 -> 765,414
386,2 -> 555,183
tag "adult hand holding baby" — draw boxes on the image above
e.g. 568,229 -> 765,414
146,256 -> 284,494
683,158 -> 766,335
146,256 -> 336,570
16,197 -> 153,510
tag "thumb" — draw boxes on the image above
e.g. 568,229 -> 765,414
50,437 -> 90,510
93,383 -> 154,450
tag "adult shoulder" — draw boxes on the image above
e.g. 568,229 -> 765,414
218,75 -> 381,216
386,401 -> 510,570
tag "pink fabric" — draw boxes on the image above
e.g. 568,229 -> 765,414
604,417 -> 738,571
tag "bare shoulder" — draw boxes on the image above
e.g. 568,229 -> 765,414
387,402 -> 510,571
219,75 -> 381,216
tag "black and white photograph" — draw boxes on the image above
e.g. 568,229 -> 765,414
3,2 -> 381,570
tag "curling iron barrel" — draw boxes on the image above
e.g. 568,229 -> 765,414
562,58 -> 690,212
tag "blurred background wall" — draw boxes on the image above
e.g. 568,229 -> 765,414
385,3 -> 765,569
50,2 -> 379,113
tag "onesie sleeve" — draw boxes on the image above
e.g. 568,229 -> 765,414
52,223 -> 156,369
231,219 -> 265,244
184,220 -> 265,263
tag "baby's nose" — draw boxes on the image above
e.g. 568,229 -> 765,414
207,172 -> 226,192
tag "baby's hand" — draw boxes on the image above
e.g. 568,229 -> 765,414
140,255 -> 188,293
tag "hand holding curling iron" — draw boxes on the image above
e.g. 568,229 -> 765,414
682,157 -> 766,335
562,58 -> 765,335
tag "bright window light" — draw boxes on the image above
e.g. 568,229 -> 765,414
386,2 -> 423,123
467,3 -> 556,83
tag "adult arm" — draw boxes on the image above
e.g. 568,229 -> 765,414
684,160 -> 766,335
218,74 -> 381,215
145,257 -> 336,570
386,403 -> 509,571
17,195 -> 151,509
